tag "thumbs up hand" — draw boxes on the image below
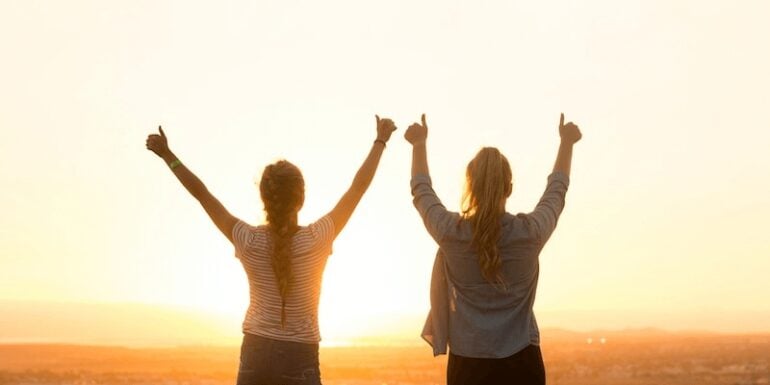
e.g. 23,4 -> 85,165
405,113 -> 429,145
146,125 -> 171,157
559,113 -> 582,144
375,115 -> 398,143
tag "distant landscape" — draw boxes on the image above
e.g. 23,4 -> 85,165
3,1 -> 770,385
1,330 -> 768,385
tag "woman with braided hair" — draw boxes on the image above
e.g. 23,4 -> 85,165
145,116 -> 397,385
405,113 -> 582,385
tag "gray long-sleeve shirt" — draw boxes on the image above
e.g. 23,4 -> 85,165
412,172 -> 570,358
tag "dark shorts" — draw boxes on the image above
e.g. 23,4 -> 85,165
447,344 -> 546,385
236,333 -> 321,385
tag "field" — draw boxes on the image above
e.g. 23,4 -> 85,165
1,331 -> 768,385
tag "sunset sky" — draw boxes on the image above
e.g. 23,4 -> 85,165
1,0 -> 769,346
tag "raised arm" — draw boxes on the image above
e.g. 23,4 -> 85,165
405,114 -> 459,243
528,113 -> 582,242
553,113 -> 582,177
327,116 -> 397,238
146,126 -> 238,243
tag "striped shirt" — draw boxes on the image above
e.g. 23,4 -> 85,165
232,215 -> 335,344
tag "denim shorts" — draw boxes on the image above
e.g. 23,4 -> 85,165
236,333 -> 321,385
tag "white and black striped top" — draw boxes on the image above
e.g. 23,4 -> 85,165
232,215 -> 335,344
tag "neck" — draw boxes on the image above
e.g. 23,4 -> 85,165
268,213 -> 299,230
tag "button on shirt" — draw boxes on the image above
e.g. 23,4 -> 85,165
411,172 -> 570,358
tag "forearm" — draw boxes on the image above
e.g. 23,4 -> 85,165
350,142 -> 385,193
160,150 -> 209,200
552,141 -> 574,177
411,142 -> 429,178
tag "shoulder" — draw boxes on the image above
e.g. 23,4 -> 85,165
295,215 -> 335,251
233,220 -> 268,246
307,215 -> 335,238
502,212 -> 539,241
434,213 -> 471,242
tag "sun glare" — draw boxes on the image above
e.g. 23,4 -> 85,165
2,0 -> 770,350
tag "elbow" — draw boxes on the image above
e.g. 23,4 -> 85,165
348,184 -> 367,197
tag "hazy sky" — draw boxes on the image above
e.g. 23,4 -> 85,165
1,0 -> 769,344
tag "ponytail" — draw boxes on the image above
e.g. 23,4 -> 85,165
461,147 -> 512,286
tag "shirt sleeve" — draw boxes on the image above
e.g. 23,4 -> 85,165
308,214 -> 335,251
527,172 -> 570,243
231,220 -> 252,259
411,174 -> 460,244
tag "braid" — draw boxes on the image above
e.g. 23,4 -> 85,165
259,161 -> 305,328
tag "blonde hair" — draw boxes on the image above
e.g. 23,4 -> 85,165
259,160 -> 305,328
461,147 -> 512,285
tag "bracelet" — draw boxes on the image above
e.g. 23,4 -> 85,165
374,139 -> 387,147
169,159 -> 182,169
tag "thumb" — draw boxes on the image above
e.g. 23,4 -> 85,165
375,115 -> 381,125
559,113 -> 565,129
421,113 -> 427,128
159,125 -> 166,138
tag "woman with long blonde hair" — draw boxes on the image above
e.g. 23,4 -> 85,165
146,116 -> 396,385
405,113 -> 582,385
